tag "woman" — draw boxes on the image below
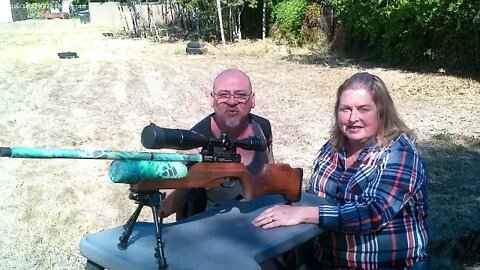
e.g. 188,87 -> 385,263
253,72 -> 430,270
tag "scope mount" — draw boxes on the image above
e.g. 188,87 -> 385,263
201,132 -> 241,163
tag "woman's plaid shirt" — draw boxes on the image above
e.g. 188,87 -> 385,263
306,134 -> 430,269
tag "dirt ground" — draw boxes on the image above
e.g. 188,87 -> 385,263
0,19 -> 479,269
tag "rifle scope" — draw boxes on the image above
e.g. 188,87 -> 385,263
141,123 -> 267,151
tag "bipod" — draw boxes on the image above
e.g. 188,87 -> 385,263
151,191 -> 167,269
117,188 -> 168,270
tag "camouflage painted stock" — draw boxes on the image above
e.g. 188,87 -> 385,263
0,146 -> 198,183
109,160 -> 188,183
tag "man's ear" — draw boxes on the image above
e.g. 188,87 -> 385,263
209,92 -> 215,107
250,92 -> 256,108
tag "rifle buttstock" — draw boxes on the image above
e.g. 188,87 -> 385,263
131,163 -> 303,203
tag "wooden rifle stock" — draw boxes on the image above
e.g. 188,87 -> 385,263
130,163 -> 303,203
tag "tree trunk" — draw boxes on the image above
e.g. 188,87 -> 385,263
168,0 -> 175,25
195,7 -> 200,39
229,6 -> 233,42
262,0 -> 266,40
162,4 -> 169,38
237,6 -> 243,41
165,0 -> 170,24
177,4 -> 188,38
117,2 -> 129,34
127,0 -> 142,38
147,4 -> 160,41
161,4 -> 166,27
216,0 -> 226,48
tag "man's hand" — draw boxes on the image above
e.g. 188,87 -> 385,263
159,147 -> 201,217
159,189 -> 188,217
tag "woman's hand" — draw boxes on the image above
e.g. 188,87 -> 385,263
252,205 -> 318,229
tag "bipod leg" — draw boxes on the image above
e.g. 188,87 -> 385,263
150,192 -> 167,270
117,191 -> 147,250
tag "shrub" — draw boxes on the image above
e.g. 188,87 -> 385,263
328,0 -> 480,73
300,3 -> 330,51
272,0 -> 309,45
26,3 -> 48,19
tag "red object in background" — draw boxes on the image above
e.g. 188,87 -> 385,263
44,12 -> 69,20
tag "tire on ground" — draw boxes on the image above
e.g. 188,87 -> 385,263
186,41 -> 202,48
186,47 -> 206,55
58,52 -> 79,59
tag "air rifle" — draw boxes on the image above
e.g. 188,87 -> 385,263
0,123 -> 303,270
0,124 -> 302,202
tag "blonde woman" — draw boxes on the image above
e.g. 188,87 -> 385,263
253,72 -> 430,270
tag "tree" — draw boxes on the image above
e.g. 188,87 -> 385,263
216,0 -> 226,47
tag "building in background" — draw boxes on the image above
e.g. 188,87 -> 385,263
11,0 -> 27,21
0,0 -> 13,23
0,0 -> 27,23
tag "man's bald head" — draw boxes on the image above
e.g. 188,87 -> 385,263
210,68 -> 255,129
213,68 -> 252,93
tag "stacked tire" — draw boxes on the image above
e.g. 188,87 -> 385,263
186,41 -> 207,55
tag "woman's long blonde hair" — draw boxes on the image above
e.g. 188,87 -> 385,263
330,72 -> 416,151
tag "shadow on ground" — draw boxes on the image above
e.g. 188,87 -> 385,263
281,52 -> 480,81
419,133 -> 480,269
281,52 -> 376,70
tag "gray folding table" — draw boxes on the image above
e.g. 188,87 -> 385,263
80,192 -> 327,270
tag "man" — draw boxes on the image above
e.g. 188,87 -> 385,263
161,68 -> 274,219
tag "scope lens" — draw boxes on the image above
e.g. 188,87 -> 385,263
141,124 -> 209,150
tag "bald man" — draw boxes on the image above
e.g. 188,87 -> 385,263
161,68 -> 274,219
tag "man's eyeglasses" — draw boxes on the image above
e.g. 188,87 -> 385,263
212,91 -> 252,104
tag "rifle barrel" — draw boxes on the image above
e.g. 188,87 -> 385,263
0,147 -> 203,162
